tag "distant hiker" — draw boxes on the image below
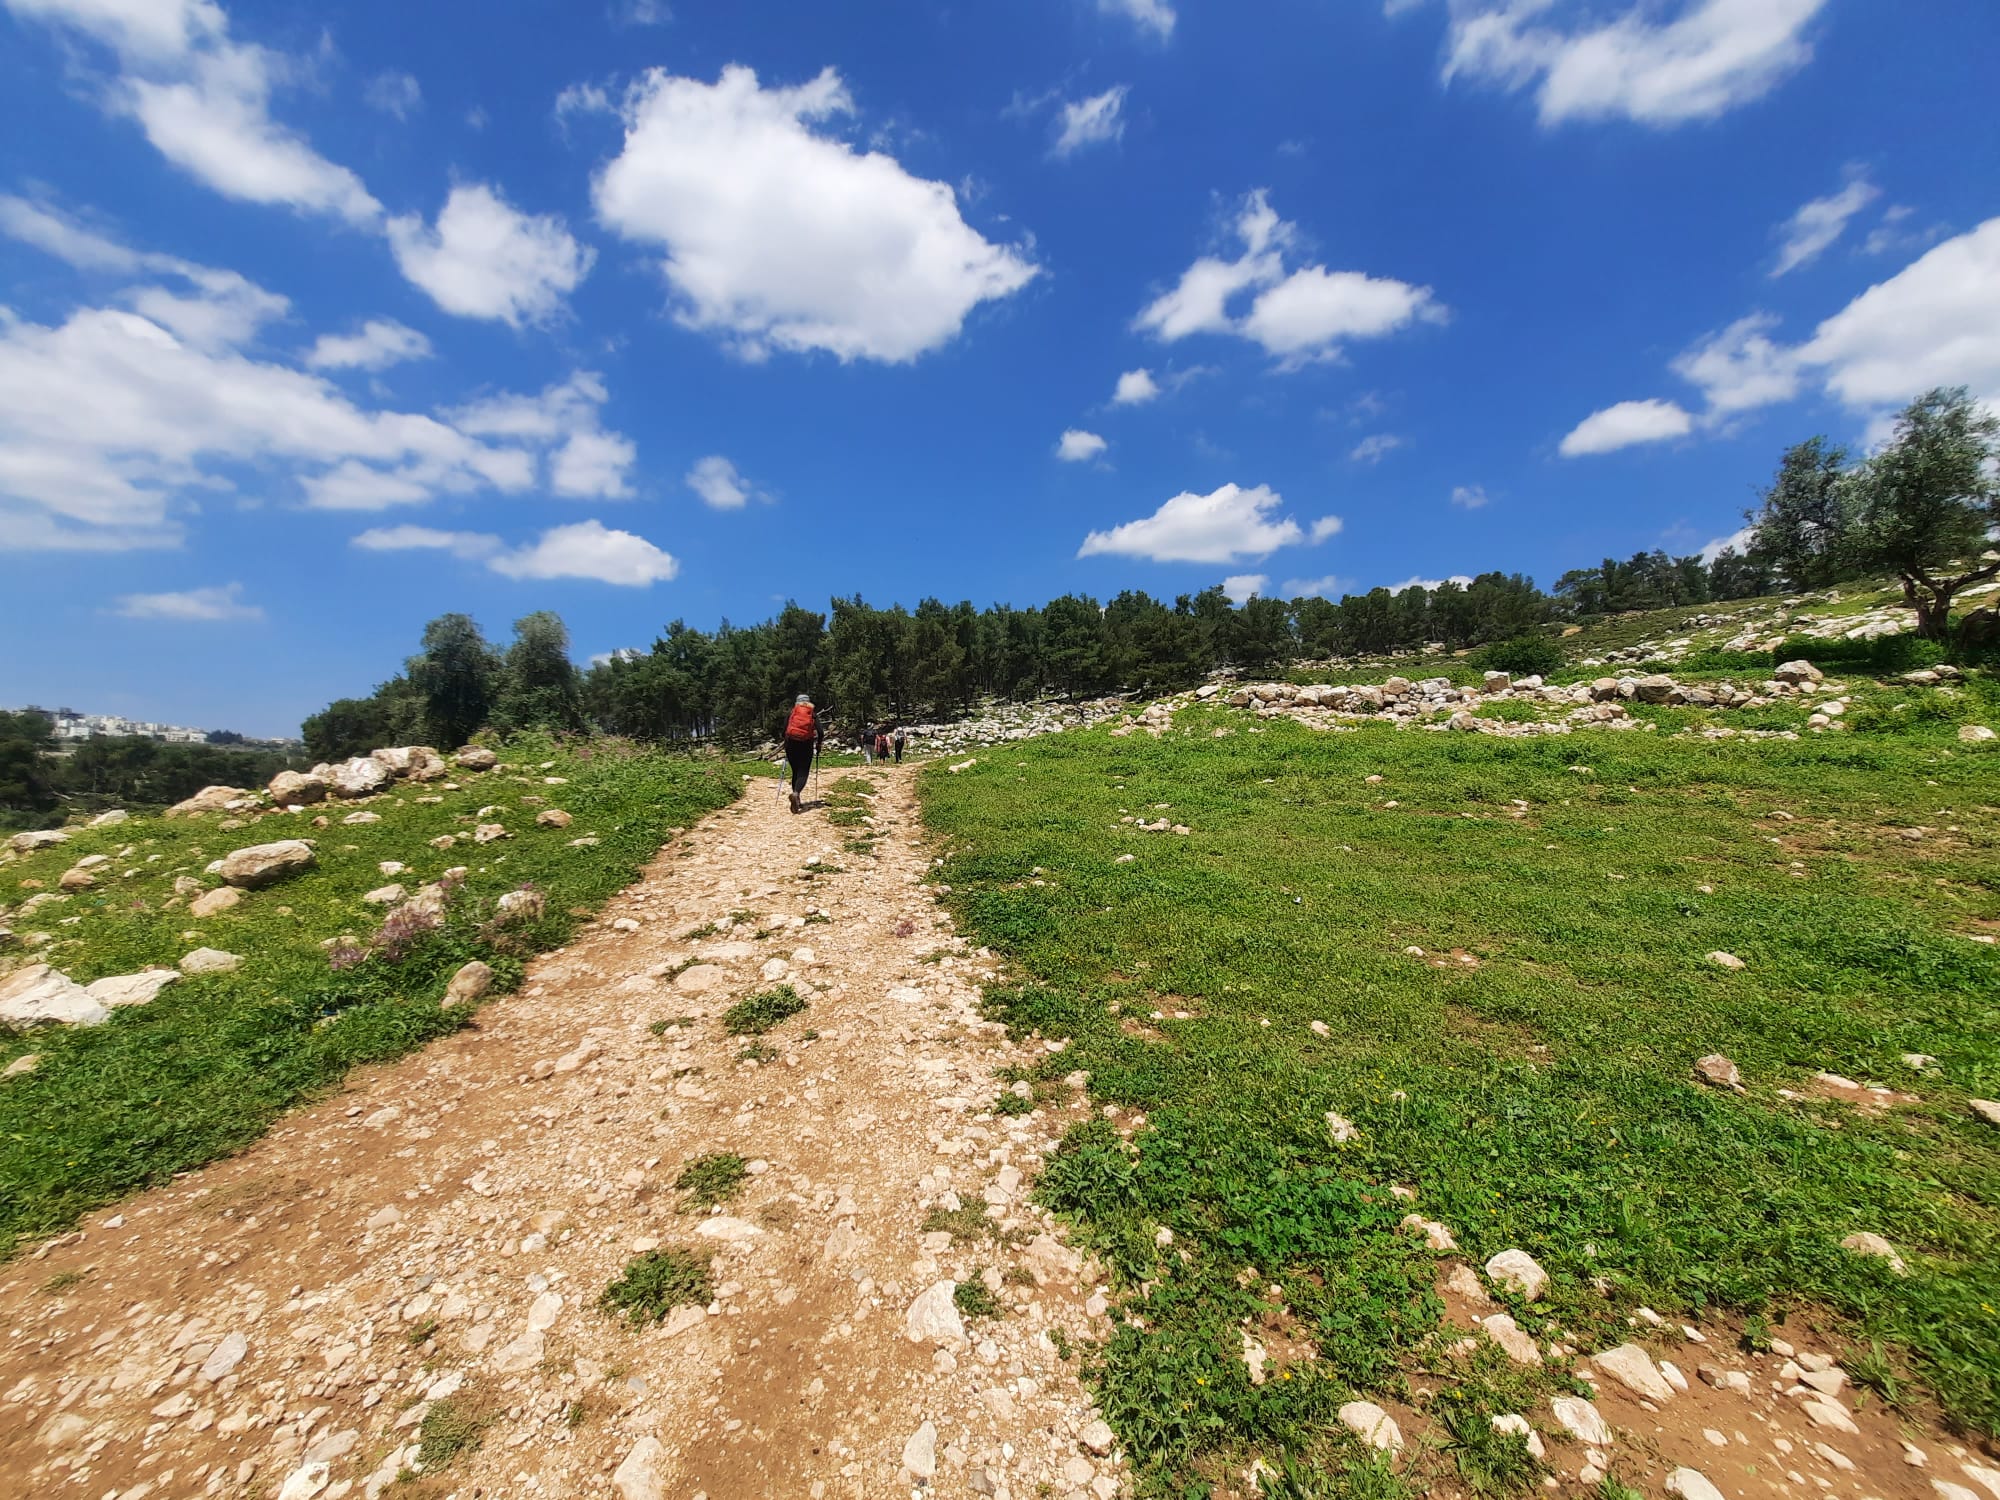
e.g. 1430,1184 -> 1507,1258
893,726 -> 907,764
781,694 -> 822,814
874,728 -> 892,764
859,726 -> 875,766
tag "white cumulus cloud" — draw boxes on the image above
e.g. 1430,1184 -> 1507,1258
1449,484 -> 1489,509
305,319 -> 433,371
1388,574 -> 1474,595
1112,368 -> 1161,405
356,519 -> 678,586
1136,191 -> 1444,366
1309,515 -> 1344,542
1078,482 -> 1305,564
1698,526 -> 1754,564
685,454 -> 767,510
1441,0 -> 1828,127
1349,433 -> 1403,463
1559,398 -> 1695,457
593,64 -> 1037,363
1053,86 -> 1127,158
1057,429 -> 1109,463
111,580 -> 262,621
1670,313 -> 1801,416
1280,574 -> 1352,599
1221,573 -> 1267,604
1772,170 -> 1879,276
388,183 -> 594,327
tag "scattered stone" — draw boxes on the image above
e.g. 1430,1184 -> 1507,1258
902,1420 -> 939,1480
1339,1401 -> 1403,1452
905,1281 -> 966,1345
361,884 -> 406,906
536,809 -> 573,829
166,785 -> 256,817
1707,951 -> 1746,971
327,757 -> 394,799
342,811 -> 381,826
474,823 -> 510,844
1402,1215 -> 1457,1251
1665,1467 -> 1727,1500
219,840 -> 316,890
1957,725 -> 1996,744
1694,1054 -> 1744,1091
1801,1398 -> 1860,1434
1482,1313 -> 1542,1365
57,867 -> 95,891
1550,1396 -> 1612,1447
455,746 -> 499,770
1324,1110 -> 1358,1144
268,770 -> 328,805
275,1461 -> 330,1500
1080,1419 -> 1116,1457
85,969 -> 180,1008
495,888 -> 545,923
199,1331 -> 247,1382
444,960 -> 495,1006
188,886 -> 243,918
3,1053 -> 39,1078
1484,1248 -> 1548,1301
179,947 -> 243,976
8,829 -> 70,853
1491,1414 -> 1546,1460
673,963 -> 725,994
0,964 -> 109,1027
1592,1343 -> 1675,1402
1773,660 -> 1823,686
1840,1231 -> 1908,1274
1968,1100 -> 2000,1128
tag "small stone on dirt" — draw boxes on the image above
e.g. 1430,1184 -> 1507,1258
1484,1248 -> 1548,1300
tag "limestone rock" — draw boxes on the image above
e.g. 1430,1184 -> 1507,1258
496,888 -> 545,923
268,770 -> 328,805
474,823 -> 510,844
1960,725 -> 1997,743
1839,1231 -> 1908,1274
199,1331 -> 247,1382
1773,660 -> 1824,685
1694,1054 -> 1743,1091
1339,1401 -> 1403,1451
1484,1248 -> 1548,1300
1593,1343 -> 1675,1402
903,1420 -> 938,1480
1481,1312 -> 1542,1365
0,964 -> 109,1027
1970,1100 -> 2000,1128
179,947 -> 243,977
905,1281 -> 966,1345
444,961 -> 495,1006
1550,1395 -> 1612,1447
1491,1413 -> 1546,1460
327,757 -> 393,799
166,785 -> 255,817
85,969 -> 180,1008
673,963 -> 725,994
1666,1468 -> 1726,1500
8,829 -> 70,853
612,1437 -> 667,1500
454,746 -> 499,770
276,1462 -> 330,1500
3,1053 -> 38,1078
1403,1215 -> 1457,1251
1080,1419 -> 1116,1456
57,867 -> 95,891
361,884 -> 406,906
189,886 -> 242,918
536,809 -> 573,828
1706,950 -> 1746,970
219,839 -> 316,890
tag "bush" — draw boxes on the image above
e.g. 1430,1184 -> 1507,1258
1769,634 -> 1944,675
597,1248 -> 712,1326
722,985 -> 807,1035
1468,635 -> 1566,679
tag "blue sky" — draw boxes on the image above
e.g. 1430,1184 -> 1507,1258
2,0 -> 1997,736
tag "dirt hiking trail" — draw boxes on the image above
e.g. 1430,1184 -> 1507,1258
0,767 -> 1125,1500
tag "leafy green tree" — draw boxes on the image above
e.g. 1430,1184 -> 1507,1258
1851,387 -> 2000,640
494,612 -> 585,733
1750,437 -> 1861,589
408,614 -> 501,748
0,711 -> 59,827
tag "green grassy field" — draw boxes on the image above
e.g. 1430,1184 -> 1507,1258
0,737 -> 737,1258
921,708 -> 2000,1495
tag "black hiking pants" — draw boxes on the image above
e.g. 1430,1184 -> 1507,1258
784,738 -> 813,796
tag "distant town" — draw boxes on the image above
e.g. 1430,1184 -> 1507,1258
6,705 -> 301,750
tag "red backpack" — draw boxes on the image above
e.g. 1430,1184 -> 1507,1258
784,703 -> 816,742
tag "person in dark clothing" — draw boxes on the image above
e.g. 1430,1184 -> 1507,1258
780,694 -> 823,813
874,728 -> 891,764
893,726 -> 907,764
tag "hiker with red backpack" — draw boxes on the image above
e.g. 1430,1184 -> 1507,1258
781,694 -> 823,814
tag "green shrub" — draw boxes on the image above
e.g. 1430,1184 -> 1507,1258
1468,635 -> 1566,679
597,1248 -> 712,1326
1770,633 -> 1944,675
674,1152 -> 748,1206
722,985 -> 808,1035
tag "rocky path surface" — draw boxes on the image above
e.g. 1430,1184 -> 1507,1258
0,767 -> 1124,1500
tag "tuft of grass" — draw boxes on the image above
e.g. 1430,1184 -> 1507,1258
922,1203 -> 999,1243
736,1040 -> 778,1063
994,1090 -> 1035,1116
722,984 -> 807,1035
954,1277 -> 1002,1320
404,1316 -> 440,1347
38,1269 -> 87,1294
1259,1451 -> 1414,1500
416,1397 -> 490,1470
648,1016 -> 696,1036
597,1247 -> 712,1327
674,1152 -> 748,1207
1598,1479 -> 1646,1500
